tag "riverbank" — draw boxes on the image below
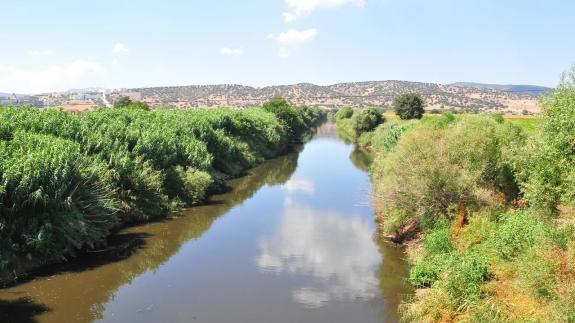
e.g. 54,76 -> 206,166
336,72 -> 575,321
0,103 -> 325,285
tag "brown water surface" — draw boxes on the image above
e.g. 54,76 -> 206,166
0,123 -> 410,323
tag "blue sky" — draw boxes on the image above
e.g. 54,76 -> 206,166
1,0 -> 573,93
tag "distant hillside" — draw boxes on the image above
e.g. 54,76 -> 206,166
106,80 -> 543,114
451,82 -> 552,96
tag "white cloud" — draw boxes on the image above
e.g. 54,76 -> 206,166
220,47 -> 243,56
112,58 -> 119,65
282,12 -> 298,22
28,49 -> 54,56
275,28 -> 318,44
0,59 -> 105,93
113,42 -> 129,53
283,0 -> 365,21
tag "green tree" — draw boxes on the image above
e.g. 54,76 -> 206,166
336,106 -> 354,120
351,107 -> 385,136
114,96 -> 133,108
262,96 -> 290,110
393,93 -> 425,120
262,97 -> 305,139
114,96 -> 150,110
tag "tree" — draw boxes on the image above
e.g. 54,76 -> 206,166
336,106 -> 354,120
114,96 -> 133,108
351,107 -> 385,136
114,96 -> 150,110
262,97 -> 305,139
393,93 -> 425,120
262,96 -> 290,110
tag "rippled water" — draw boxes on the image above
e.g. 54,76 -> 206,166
0,123 -> 410,323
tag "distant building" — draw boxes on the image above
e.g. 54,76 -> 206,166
69,92 -> 101,100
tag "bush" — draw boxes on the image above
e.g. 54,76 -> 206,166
410,225 -> 456,288
393,93 -> 425,120
443,252 -> 488,305
351,107 -> 385,136
373,116 -> 523,234
113,96 -> 151,110
0,132 -> 118,269
518,66 -> 575,211
165,166 -> 213,206
336,106 -> 354,120
370,121 -> 416,152
262,97 -> 307,140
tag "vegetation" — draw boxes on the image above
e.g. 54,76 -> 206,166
335,106 -> 354,120
351,107 -> 385,136
113,96 -> 150,110
393,93 -> 425,120
335,107 -> 385,143
0,100 -> 325,283
337,68 -> 575,322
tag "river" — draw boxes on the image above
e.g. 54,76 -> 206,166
0,123 -> 410,323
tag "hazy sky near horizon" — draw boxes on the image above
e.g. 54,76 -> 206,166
1,0 -> 573,93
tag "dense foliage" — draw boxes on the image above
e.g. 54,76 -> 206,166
335,106 -> 354,120
335,107 -> 385,143
337,69 -> 575,322
351,107 -> 385,136
114,96 -> 150,110
393,93 -> 425,120
0,103 -> 325,282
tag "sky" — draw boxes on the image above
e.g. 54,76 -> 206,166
0,0 -> 574,93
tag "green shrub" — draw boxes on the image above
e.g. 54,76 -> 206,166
263,97 -> 307,140
336,106 -> 354,120
488,211 -> 544,260
516,67 -> 575,211
0,132 -> 118,267
421,112 -> 456,128
410,225 -> 456,288
370,121 -> 416,152
410,255 -> 450,288
351,107 -> 385,136
165,166 -> 213,206
443,252 -> 488,305
424,226 -> 456,255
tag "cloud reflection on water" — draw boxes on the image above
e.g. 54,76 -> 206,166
281,178 -> 316,195
256,199 -> 381,308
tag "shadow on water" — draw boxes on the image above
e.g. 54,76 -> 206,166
0,150 -> 301,323
0,298 -> 51,323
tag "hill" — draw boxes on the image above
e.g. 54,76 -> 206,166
106,81 -> 546,114
451,82 -> 551,96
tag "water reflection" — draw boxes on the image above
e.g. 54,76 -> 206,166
350,146 -> 374,172
281,178 -> 315,195
257,200 -> 381,308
